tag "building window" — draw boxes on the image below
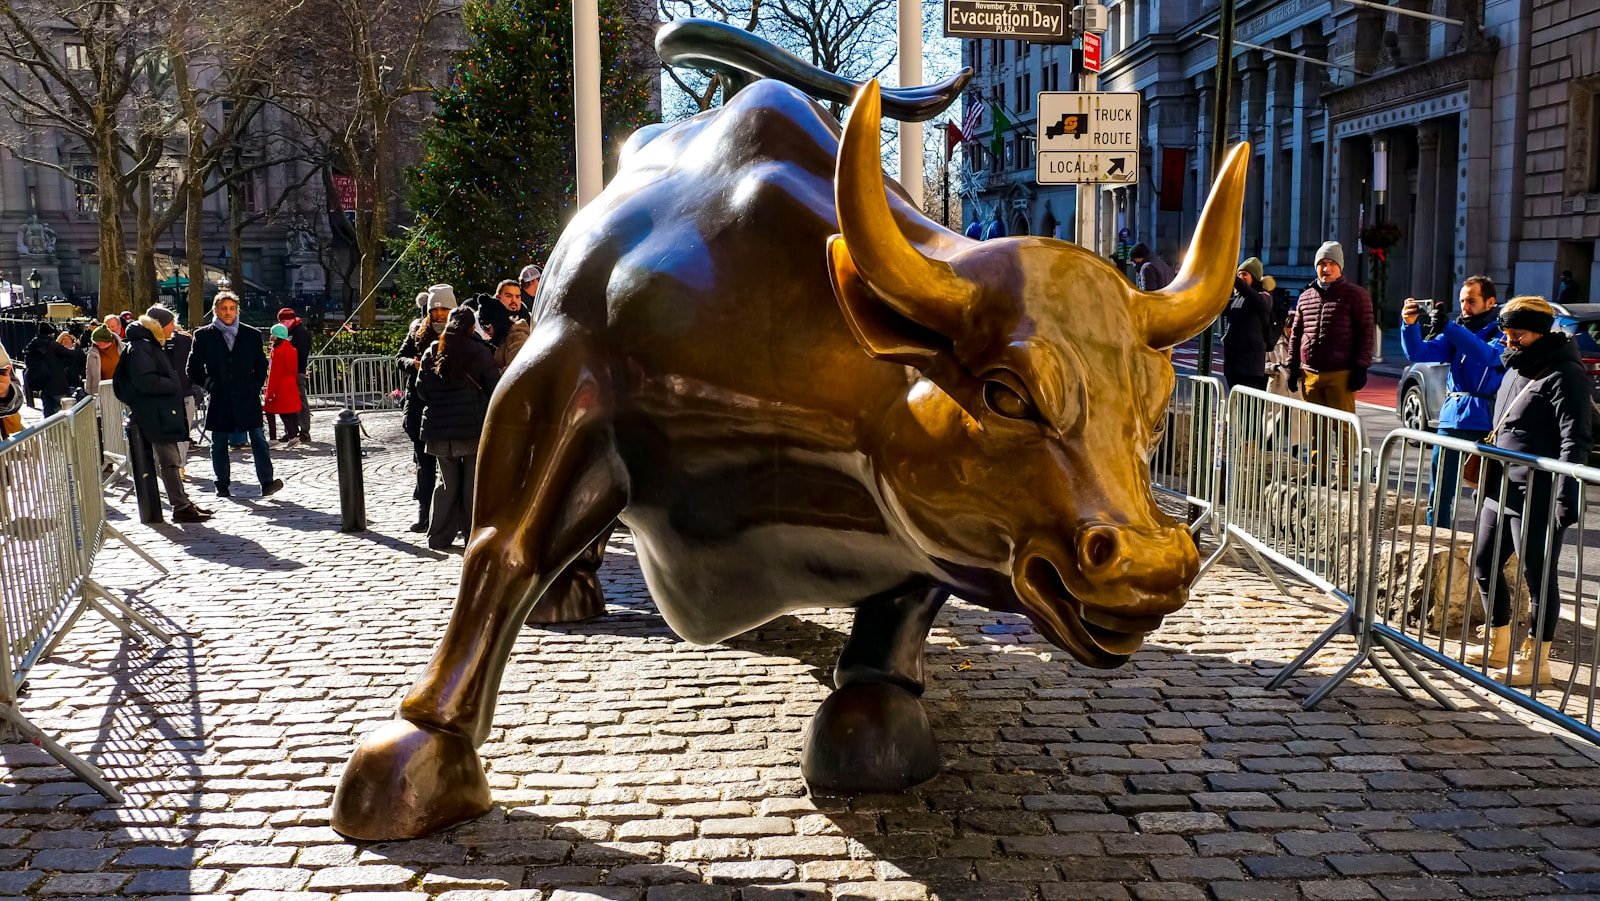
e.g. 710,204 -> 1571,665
1568,79 -> 1600,196
1023,72 -> 1031,110
64,43 -> 89,70
1052,63 -> 1060,93
73,164 -> 97,213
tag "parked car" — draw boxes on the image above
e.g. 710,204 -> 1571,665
1396,302 -> 1600,430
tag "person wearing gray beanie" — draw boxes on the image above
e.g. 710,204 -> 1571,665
1287,237 -> 1375,441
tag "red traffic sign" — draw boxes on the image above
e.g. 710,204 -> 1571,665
1082,32 -> 1102,73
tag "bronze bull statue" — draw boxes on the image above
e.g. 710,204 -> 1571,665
332,22 -> 1248,840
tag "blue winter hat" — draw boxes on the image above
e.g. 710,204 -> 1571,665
270,323 -> 290,340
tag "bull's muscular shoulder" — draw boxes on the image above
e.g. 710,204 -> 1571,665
620,80 -> 843,181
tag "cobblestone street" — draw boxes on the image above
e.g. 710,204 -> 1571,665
4,411 -> 1600,901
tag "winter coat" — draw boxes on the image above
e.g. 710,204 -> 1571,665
476,297 -> 532,349
1291,277 -> 1375,373
187,322 -> 267,433
1400,311 -> 1505,432
1221,277 -> 1275,383
119,323 -> 190,444
417,331 -> 500,446
282,317 -> 313,373
1482,332 -> 1594,525
1134,256 -> 1175,292
263,341 -> 303,414
167,331 -> 201,402
85,341 -> 122,397
23,334 -> 76,398
396,320 -> 436,440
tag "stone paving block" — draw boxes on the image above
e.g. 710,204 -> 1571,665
124,870 -> 227,894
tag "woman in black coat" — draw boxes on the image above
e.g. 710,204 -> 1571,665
417,303 -> 500,550
397,289 -> 452,532
1469,296 -> 1594,686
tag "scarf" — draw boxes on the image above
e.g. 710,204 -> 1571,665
1502,330 -> 1571,372
216,319 -> 239,351
97,342 -> 120,379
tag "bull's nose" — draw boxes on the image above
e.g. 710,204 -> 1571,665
1075,523 -> 1125,578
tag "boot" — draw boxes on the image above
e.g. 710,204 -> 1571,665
1495,640 -> 1556,688
1463,624 -> 1511,668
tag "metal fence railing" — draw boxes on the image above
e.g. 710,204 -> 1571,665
1151,374 -> 1224,539
304,354 -> 403,412
1304,429 -> 1600,743
0,395 -> 168,800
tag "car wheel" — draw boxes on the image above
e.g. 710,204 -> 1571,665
1400,383 -> 1427,431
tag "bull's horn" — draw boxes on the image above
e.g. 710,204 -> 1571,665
835,80 -> 971,336
1140,143 -> 1251,349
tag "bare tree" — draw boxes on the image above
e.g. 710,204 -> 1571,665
656,0 -> 762,116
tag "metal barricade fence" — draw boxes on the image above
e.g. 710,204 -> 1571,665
0,396 -> 168,800
1304,428 -> 1600,744
96,382 -> 129,484
1150,374 -> 1224,538
304,354 -> 402,411
1202,386 -> 1380,695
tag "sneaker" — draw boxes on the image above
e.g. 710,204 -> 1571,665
172,505 -> 212,523
261,478 -> 284,497
283,437 -> 301,449
215,484 -> 231,498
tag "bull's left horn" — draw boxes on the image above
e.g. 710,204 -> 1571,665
1140,143 -> 1251,349
835,80 -> 972,336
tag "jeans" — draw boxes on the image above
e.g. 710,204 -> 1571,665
210,427 -> 273,490
412,438 -> 438,523
40,392 -> 61,417
1427,427 -> 1489,526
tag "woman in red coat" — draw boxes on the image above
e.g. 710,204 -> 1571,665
263,323 -> 303,446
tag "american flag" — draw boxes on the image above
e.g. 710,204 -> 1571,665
961,92 -> 987,141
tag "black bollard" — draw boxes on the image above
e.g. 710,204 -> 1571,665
335,408 -> 366,533
125,420 -> 163,524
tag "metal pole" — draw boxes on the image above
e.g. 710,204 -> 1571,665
898,0 -> 924,209
943,150 -> 951,227
335,408 -> 366,533
1196,0 -> 1235,378
125,421 -> 163,524
572,0 -> 603,207
1075,2 -> 1104,253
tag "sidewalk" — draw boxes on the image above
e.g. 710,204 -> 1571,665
4,411 -> 1600,900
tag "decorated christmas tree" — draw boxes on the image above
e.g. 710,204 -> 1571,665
402,0 -> 655,292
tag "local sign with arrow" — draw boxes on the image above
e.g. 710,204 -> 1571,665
1035,91 -> 1140,185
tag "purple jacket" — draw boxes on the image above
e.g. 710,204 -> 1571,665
1290,277 -> 1374,373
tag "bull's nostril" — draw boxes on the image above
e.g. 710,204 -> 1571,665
1080,526 -> 1119,572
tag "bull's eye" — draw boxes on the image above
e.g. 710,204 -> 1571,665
983,379 -> 1035,420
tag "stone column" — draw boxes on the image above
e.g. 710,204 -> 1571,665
1289,26 -> 1329,269
1409,122 -> 1441,301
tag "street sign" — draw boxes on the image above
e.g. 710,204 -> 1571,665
943,0 -> 1071,42
1035,91 -> 1139,184
1082,31 -> 1102,72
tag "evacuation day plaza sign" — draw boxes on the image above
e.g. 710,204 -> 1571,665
1036,91 -> 1140,185
943,0 -> 1070,42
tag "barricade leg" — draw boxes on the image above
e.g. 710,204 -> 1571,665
103,524 -> 168,575
0,704 -> 123,802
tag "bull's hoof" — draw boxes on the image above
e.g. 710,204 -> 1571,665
526,567 -> 607,624
331,720 -> 492,840
801,682 -> 939,794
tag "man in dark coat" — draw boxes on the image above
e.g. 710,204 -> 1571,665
1129,243 -> 1175,292
1288,240 -> 1375,413
478,278 -> 533,350
276,307 -> 314,442
23,321 -> 77,416
118,306 -> 211,522
189,291 -> 282,498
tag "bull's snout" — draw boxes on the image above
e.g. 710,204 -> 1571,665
1014,521 -> 1200,667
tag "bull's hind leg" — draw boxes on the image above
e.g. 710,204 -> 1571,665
802,585 -> 947,793
332,319 -> 626,840
526,523 -> 615,624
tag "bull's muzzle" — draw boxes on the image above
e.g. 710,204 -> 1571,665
1013,522 -> 1199,668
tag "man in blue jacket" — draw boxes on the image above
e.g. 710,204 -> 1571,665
1400,275 -> 1506,525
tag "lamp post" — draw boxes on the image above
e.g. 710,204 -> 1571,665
1370,136 -> 1390,363
218,248 -> 231,291
28,269 -> 42,306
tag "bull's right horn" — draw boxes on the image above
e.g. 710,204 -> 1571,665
1139,143 -> 1250,350
834,80 -> 973,336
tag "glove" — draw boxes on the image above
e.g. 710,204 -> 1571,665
1347,368 -> 1368,392
1286,367 -> 1302,394
1426,303 -> 1450,338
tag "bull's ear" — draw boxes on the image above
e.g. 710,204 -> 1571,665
828,235 -> 948,370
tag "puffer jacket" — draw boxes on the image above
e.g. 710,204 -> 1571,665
417,328 -> 500,446
1291,277 -> 1374,373
1482,332 -> 1594,525
1400,311 -> 1505,432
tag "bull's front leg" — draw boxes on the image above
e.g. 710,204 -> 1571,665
802,585 -> 947,793
332,319 -> 626,840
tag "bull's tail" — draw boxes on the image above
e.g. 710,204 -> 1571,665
656,18 -> 971,122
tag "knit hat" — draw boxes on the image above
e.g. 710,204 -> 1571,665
91,325 -> 115,343
270,323 -> 290,340
426,284 -> 458,311
119,311 -> 134,324
416,291 -> 430,311
1239,257 -> 1264,284
145,305 -> 176,328
1315,241 -> 1345,270
277,307 -> 296,322
1130,243 -> 1151,260
519,263 -> 542,284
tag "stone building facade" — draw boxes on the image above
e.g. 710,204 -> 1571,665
964,0 -> 1547,313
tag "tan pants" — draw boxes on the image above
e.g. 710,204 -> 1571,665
1303,370 -> 1356,483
